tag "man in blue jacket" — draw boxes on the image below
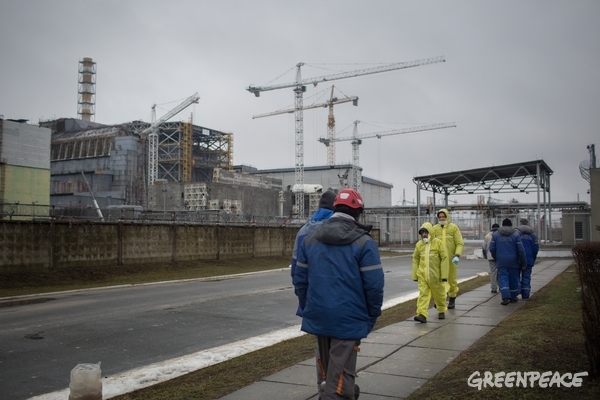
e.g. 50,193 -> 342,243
295,189 -> 384,400
516,218 -> 539,299
490,218 -> 527,305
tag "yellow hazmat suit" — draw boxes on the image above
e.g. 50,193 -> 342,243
432,209 -> 464,298
412,222 -> 449,318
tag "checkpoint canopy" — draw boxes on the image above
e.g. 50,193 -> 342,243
413,159 -> 553,238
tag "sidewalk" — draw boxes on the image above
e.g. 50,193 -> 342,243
219,259 -> 573,400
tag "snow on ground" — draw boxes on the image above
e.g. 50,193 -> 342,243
29,284 -> 475,399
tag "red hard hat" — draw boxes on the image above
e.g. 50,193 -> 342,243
334,189 -> 364,209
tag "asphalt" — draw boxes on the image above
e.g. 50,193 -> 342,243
218,258 -> 573,400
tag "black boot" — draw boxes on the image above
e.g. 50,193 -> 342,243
448,297 -> 456,309
414,314 -> 427,323
355,384 -> 360,399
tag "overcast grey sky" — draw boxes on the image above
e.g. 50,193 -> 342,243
1,0 -> 598,205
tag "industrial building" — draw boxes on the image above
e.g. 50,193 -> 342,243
0,118 -> 51,219
239,164 -> 393,209
42,117 -> 289,217
44,112 -> 393,218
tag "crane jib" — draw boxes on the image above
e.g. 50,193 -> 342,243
246,56 -> 445,94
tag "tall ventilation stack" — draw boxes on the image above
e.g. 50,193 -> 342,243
77,57 -> 96,121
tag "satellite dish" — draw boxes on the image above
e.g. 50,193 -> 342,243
579,159 -> 591,183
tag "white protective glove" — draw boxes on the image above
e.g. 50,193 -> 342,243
452,256 -> 459,264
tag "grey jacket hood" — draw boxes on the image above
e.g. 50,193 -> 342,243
314,214 -> 369,245
516,225 -> 535,234
498,226 -> 517,236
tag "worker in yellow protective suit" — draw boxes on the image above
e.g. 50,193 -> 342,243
432,208 -> 464,309
412,222 -> 449,323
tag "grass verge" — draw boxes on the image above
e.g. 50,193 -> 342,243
407,264 -> 600,400
0,256 -> 292,298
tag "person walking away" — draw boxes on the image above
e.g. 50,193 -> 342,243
432,208 -> 464,309
515,218 -> 539,299
489,218 -> 527,305
412,222 -> 449,323
294,189 -> 384,400
482,223 -> 500,294
290,190 -> 336,316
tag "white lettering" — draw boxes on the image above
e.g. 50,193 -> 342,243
483,371 -> 495,388
549,371 -> 562,387
572,371 -> 588,387
504,371 -> 516,388
539,371 -> 552,388
467,371 -> 482,390
560,372 -> 572,388
527,371 -> 541,386
515,371 -> 528,387
468,370 -> 587,390
494,371 -> 505,388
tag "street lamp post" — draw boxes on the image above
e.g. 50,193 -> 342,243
162,189 -> 168,219
107,196 -> 112,220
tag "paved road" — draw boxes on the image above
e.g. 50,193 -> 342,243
0,253 -> 488,400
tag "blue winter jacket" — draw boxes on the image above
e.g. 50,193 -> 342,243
290,208 -> 334,316
516,224 -> 539,268
489,226 -> 527,269
294,213 -> 384,340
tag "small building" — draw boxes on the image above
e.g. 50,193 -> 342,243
0,118 -> 51,220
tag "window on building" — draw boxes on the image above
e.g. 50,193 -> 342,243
575,221 -> 584,241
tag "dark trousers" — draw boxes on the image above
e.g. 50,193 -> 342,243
498,267 -> 520,300
520,266 -> 532,298
316,336 -> 359,400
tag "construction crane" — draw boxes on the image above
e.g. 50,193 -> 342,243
247,56 -> 446,218
253,85 -> 357,167
319,120 -> 457,191
252,86 -> 358,119
139,92 -> 200,186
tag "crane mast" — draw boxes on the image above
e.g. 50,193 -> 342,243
293,64 -> 305,217
247,56 -> 445,218
326,86 -> 336,166
320,121 -> 457,191
140,93 -> 200,186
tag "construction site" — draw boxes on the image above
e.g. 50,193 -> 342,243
1,56 -> 598,251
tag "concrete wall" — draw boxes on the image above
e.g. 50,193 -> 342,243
148,181 -> 284,217
0,221 -> 379,273
0,221 -> 298,272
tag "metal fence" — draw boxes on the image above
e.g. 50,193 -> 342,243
365,210 -> 593,246
1,203 -> 593,244
0,203 -> 305,227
